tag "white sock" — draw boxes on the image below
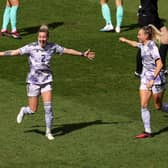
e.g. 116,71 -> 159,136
23,106 -> 33,114
141,108 -> 151,133
46,127 -> 51,134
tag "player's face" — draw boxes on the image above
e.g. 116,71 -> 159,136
38,32 -> 48,48
137,29 -> 148,43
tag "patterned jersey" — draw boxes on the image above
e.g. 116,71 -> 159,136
137,40 -> 166,85
19,42 -> 64,84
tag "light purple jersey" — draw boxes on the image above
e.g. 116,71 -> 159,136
19,42 -> 64,84
137,40 -> 166,85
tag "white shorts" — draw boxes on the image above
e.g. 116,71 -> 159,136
140,83 -> 166,94
26,83 -> 52,97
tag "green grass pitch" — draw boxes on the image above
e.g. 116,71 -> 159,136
0,0 -> 168,167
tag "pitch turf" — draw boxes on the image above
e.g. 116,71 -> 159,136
0,0 -> 168,167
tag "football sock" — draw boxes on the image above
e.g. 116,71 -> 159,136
2,6 -> 11,31
23,107 -> 34,114
44,102 -> 53,130
116,6 -> 123,27
46,127 -> 51,134
101,3 -> 112,25
141,108 -> 151,133
10,6 -> 18,32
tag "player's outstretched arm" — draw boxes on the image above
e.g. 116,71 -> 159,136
119,37 -> 138,47
63,48 -> 95,60
0,49 -> 20,57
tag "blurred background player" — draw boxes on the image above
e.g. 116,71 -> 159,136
135,0 -> 168,77
120,25 -> 168,139
99,0 -> 124,33
1,0 -> 20,39
0,25 -> 95,140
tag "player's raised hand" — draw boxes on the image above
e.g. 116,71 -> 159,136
119,37 -> 127,42
83,49 -> 95,60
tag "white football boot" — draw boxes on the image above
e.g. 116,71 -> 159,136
46,133 -> 55,140
100,24 -> 114,32
115,26 -> 121,33
17,107 -> 25,124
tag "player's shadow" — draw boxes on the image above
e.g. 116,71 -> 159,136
121,23 -> 139,32
24,120 -> 132,137
121,18 -> 167,32
152,114 -> 168,137
19,22 -> 64,36
152,126 -> 168,137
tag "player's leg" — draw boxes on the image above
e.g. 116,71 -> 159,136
17,97 -> 38,123
159,26 -> 168,72
17,84 -> 39,124
135,49 -> 143,77
100,0 -> 113,32
1,1 -> 11,34
9,0 -> 20,38
115,0 -> 123,33
136,85 -> 152,138
140,89 -> 152,134
152,84 -> 168,112
41,84 -> 54,140
153,92 -> 164,110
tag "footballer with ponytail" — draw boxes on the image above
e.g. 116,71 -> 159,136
119,25 -> 168,139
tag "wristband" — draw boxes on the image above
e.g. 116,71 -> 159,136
80,52 -> 85,56
4,51 -> 12,56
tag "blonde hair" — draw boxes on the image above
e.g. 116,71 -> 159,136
38,24 -> 49,37
148,24 -> 162,45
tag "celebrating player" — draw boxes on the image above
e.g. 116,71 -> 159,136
99,0 -> 124,33
119,25 -> 168,139
0,25 -> 95,140
1,0 -> 20,39
135,0 -> 168,77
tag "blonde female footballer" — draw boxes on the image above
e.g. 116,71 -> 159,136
120,25 -> 168,138
0,25 -> 95,140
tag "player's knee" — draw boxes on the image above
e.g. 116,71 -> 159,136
154,103 -> 161,110
141,102 -> 148,109
100,0 -> 107,5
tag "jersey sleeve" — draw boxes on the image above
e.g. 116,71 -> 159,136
54,44 -> 64,55
137,42 -> 142,49
151,45 -> 160,61
19,44 -> 31,55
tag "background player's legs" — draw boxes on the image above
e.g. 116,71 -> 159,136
135,49 -> 142,77
10,6 -> 18,33
9,0 -> 20,38
159,26 -> 168,72
159,44 -> 168,71
1,1 -> 11,33
115,0 -> 123,33
100,0 -> 113,32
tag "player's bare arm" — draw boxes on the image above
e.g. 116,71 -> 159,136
0,49 -> 20,56
63,48 -> 95,60
119,37 -> 138,47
